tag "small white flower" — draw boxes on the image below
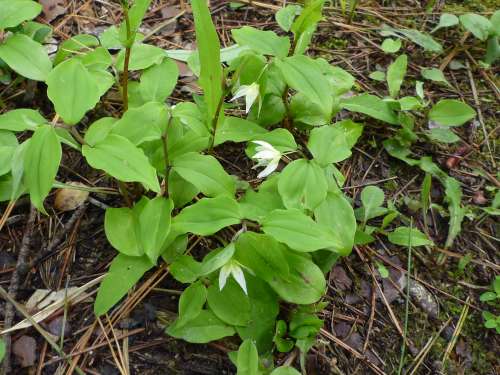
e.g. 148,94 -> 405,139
219,260 -> 247,295
251,140 -> 281,178
231,82 -> 259,114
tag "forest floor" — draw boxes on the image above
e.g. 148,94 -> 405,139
0,0 -> 498,374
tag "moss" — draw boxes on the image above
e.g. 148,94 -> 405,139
444,0 -> 498,13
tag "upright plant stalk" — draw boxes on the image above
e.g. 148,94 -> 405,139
121,3 -> 132,112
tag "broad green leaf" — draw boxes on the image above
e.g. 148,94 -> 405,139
0,0 -> 42,29
268,252 -> 326,304
386,27 -> 443,53
0,131 -> 18,176
94,254 -> 153,316
398,96 -> 422,111
459,13 -> 492,41
111,102 -> 167,145
381,38 -> 402,53
24,126 -> 61,213
236,340 -> 259,375
84,117 -> 117,147
116,43 -> 165,71
479,291 -> 496,302
232,26 -> 290,58
308,121 -> 362,166
168,170 -> 200,208
172,196 -> 241,236
0,34 -> 52,81
428,99 -> 476,126
239,188 -> 284,222
191,0 -> 223,123
170,255 -> 202,283
105,207 -> 142,256
177,281 -> 207,327
140,58 -> 179,102
421,68 -> 451,87
0,109 -> 46,132
245,128 -> 297,156
166,310 -> 235,344
172,152 -> 235,198
271,367 -> 301,375
388,227 -> 434,247
46,59 -> 101,125
119,0 -> 153,46
431,13 -> 459,33
0,338 -> 5,363
262,209 -> 339,252
426,128 -> 460,143
82,134 -> 160,192
360,185 -> 385,223
341,94 -> 399,124
369,71 -> 386,81
8,141 -> 29,201
214,117 -> 266,146
314,192 -> 356,256
139,197 -> 173,263
53,34 -> 100,65
275,55 -> 332,116
387,54 -> 407,98
235,232 -> 289,282
207,279 -> 251,326
200,243 -> 236,276
278,159 -> 328,210
276,5 -> 302,32
290,0 -> 324,37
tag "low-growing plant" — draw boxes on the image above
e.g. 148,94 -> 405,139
0,0 -> 491,372
480,276 -> 500,333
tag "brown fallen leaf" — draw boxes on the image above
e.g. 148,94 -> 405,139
39,0 -> 66,22
13,335 -> 37,368
472,191 -> 488,205
54,182 -> 89,211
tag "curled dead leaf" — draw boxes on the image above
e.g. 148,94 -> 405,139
54,182 -> 89,211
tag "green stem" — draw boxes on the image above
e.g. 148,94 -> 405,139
121,4 -> 132,113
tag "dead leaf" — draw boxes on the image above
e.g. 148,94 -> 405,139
331,266 -> 352,291
13,335 -> 37,367
54,182 -> 89,211
472,191 -> 488,205
39,0 -> 66,22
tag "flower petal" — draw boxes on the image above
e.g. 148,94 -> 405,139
219,264 -> 231,291
257,159 -> 279,178
230,85 -> 249,102
230,266 -> 248,295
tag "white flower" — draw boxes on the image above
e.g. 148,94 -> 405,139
251,140 -> 281,178
231,82 -> 259,114
219,260 -> 247,295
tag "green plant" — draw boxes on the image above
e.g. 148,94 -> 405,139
0,0 -> 485,371
480,276 -> 500,333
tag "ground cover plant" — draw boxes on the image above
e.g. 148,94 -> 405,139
0,0 -> 498,374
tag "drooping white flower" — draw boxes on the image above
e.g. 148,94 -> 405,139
231,82 -> 260,114
219,260 -> 247,295
251,140 -> 281,178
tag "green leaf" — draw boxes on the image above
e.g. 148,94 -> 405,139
268,252 -> 326,304
314,192 -> 356,256
479,291 -> 497,302
459,13 -> 492,41
172,196 -> 241,236
167,310 -> 235,344
23,125 -> 61,213
0,109 -> 46,132
139,58 -> 179,102
191,0 -> 223,123
84,117 -> 116,146
111,102 -> 167,145
170,255 -> 202,283
214,117 -> 266,146
46,59 -> 101,125
82,134 -> 160,192
235,232 -> 290,282
341,94 -> 399,124
421,68 -> 451,87
0,34 -> 52,81
381,38 -> 402,53
308,121 -> 362,165
426,128 -> 460,143
245,128 -> 297,156
104,206 -> 142,256
388,227 -> 434,247
276,5 -> 302,32
168,170 -> 199,208
360,185 -> 385,223
270,366 -> 301,375
54,34 -> 99,65
116,43 -> 165,71
94,254 -> 153,316
172,152 -> 235,198
239,188 -> 284,222
262,209 -> 339,252
290,0 -> 324,37
275,55 -> 332,116
207,279 -> 251,326
0,131 -> 18,176
139,197 -> 173,263
177,281 -> 207,327
431,13 -> 459,33
0,0 -> 42,29
236,340 -> 259,375
369,71 -> 386,81
232,26 -> 290,58
428,99 -> 476,126
119,0 -> 153,47
0,338 -> 5,363
278,159 -> 328,210
385,27 -> 442,53
386,54 -> 407,98
200,243 -> 236,276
